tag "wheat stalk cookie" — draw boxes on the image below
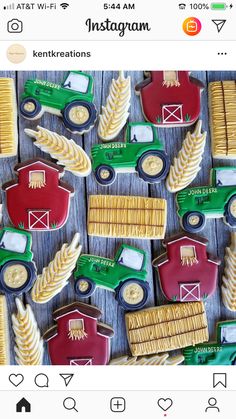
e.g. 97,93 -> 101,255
25,126 -> 91,177
0,295 -> 10,365
110,353 -> 184,365
0,78 -> 18,157
209,81 -> 236,158
19,71 -> 97,135
98,71 -> 131,141
166,121 -> 207,193
12,298 -> 44,365
31,233 -> 81,304
222,233 -> 236,311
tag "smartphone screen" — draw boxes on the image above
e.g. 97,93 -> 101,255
0,1 -> 235,417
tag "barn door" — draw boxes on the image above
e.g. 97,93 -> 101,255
28,210 -> 50,230
70,359 -> 93,365
180,282 -> 200,302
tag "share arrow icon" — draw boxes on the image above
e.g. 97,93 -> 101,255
59,373 -> 74,387
212,19 -> 226,33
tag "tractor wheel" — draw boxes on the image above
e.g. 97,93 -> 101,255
116,279 -> 150,310
231,357 -> 236,365
20,97 -> 43,120
224,195 -> 236,227
136,151 -> 169,183
94,165 -> 116,186
181,211 -> 206,233
74,277 -> 96,298
0,261 -> 36,295
63,100 -> 97,134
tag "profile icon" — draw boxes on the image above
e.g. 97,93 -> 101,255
205,398 -> 220,413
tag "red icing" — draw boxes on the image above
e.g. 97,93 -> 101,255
155,235 -> 220,302
136,71 -> 202,127
2,159 -> 73,231
45,309 -> 112,365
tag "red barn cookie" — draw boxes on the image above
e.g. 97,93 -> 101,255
153,233 -> 220,302
135,71 -> 204,127
44,302 -> 114,365
2,158 -> 74,231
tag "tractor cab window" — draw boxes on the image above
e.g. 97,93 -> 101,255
117,248 -> 144,271
0,231 -> 27,254
215,169 -> 236,187
130,125 -> 154,143
63,73 -> 89,93
221,325 -> 236,344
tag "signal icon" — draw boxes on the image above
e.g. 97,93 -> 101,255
60,3 -> 69,9
3,3 -> 15,9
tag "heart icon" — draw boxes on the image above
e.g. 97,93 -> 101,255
9,374 -> 24,387
157,398 -> 173,412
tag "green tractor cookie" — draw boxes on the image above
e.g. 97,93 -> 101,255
74,244 -> 150,310
0,227 -> 36,295
20,71 -> 97,134
91,122 -> 169,185
184,320 -> 236,365
176,167 -> 236,233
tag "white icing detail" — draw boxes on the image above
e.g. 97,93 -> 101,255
180,282 -> 201,302
162,104 -> 183,124
130,125 -> 154,143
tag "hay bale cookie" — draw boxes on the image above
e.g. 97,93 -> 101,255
125,301 -> 208,356
209,80 -> 236,158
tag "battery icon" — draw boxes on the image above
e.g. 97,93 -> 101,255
211,2 -> 227,9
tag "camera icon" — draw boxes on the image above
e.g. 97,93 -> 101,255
7,19 -> 23,33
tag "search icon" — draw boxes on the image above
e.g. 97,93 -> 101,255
63,397 -> 78,413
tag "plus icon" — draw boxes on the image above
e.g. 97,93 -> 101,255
110,397 -> 126,412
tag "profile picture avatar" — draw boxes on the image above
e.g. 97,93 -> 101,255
7,19 -> 23,33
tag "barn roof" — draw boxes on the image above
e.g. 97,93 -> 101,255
43,302 -> 114,341
15,158 -> 64,173
153,233 -> 220,267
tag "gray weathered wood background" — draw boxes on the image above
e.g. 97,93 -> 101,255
1,71 -> 236,365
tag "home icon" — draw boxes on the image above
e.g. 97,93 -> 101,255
16,397 -> 31,413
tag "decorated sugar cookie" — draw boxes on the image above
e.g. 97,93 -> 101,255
135,71 -> 204,127
125,301 -> 208,356
209,81 -> 236,158
98,71 -> 131,141
0,227 -> 36,295
25,126 -> 91,177
222,233 -> 236,311
12,298 -> 44,365
153,233 -> 220,302
88,195 -> 167,239
2,158 -> 74,231
20,71 -> 97,134
44,302 -> 114,365
0,78 -> 18,157
93,122 -> 169,186
0,295 -> 10,365
184,320 -> 236,365
110,353 -> 184,365
166,120 -> 207,193
176,166 -> 236,233
31,233 -> 81,304
74,244 -> 150,310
